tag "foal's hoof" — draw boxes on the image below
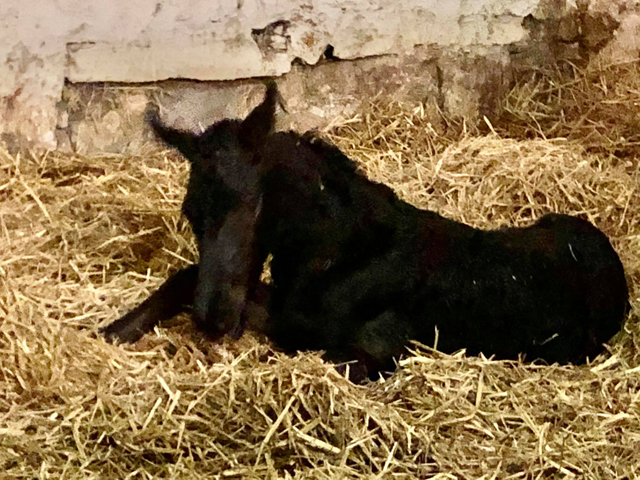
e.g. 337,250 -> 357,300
99,316 -> 146,344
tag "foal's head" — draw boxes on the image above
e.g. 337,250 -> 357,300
147,83 -> 280,338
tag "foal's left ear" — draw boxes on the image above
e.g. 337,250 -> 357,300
238,80 -> 281,151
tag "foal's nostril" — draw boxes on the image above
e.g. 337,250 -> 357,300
192,290 -> 221,336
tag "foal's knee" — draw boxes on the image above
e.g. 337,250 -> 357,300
353,310 -> 414,375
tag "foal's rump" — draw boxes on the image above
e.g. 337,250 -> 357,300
405,212 -> 628,364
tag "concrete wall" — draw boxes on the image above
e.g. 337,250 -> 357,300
0,0 -> 637,151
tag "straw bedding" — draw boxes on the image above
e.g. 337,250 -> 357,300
1,63 -> 640,478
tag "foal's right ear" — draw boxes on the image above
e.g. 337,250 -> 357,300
146,104 -> 199,161
238,81 -> 281,151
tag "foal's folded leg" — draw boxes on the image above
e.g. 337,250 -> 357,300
352,310 -> 415,380
100,264 -> 198,343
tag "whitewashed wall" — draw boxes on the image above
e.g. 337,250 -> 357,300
0,0 -> 636,149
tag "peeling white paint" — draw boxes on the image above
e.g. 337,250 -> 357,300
0,0 -> 637,148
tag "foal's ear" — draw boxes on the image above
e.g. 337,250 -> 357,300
146,105 -> 199,161
238,81 -> 280,151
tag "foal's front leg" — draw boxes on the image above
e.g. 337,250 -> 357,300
100,264 -> 198,343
